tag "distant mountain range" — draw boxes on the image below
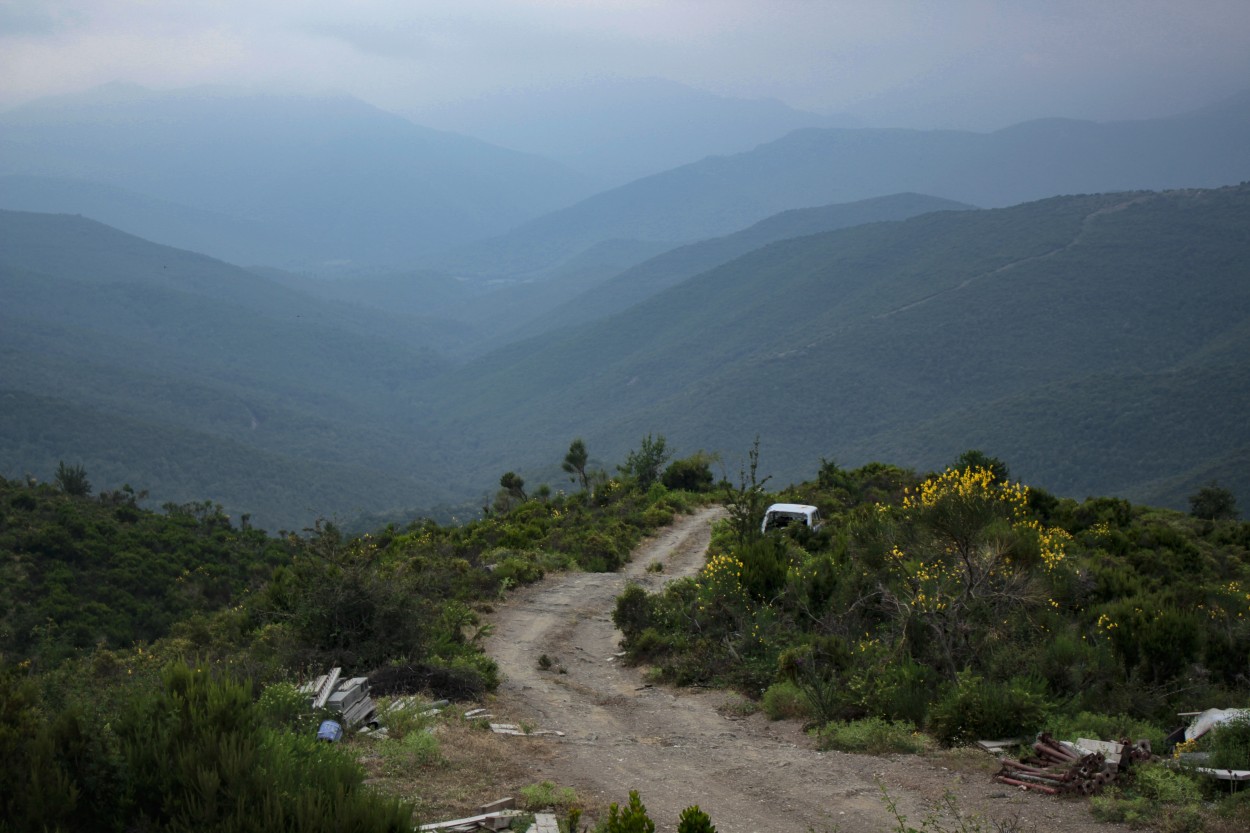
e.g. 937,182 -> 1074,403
4,183 -> 1248,528
0,83 -> 593,269
411,76 -> 857,187
442,90 -> 1250,275
4,83 -> 1247,284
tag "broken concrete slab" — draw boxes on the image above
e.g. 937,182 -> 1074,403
532,813 -> 560,833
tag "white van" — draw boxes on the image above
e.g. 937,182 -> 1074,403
761,503 -> 822,534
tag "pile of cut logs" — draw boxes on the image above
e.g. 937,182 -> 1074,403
994,732 -> 1153,796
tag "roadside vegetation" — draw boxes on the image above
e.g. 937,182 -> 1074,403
613,448 -> 1250,831
4,438 -> 1249,830
0,438 -> 715,832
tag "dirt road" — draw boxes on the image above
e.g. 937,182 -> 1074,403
486,507 -> 1122,833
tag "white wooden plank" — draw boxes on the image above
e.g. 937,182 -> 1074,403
418,810 -> 520,831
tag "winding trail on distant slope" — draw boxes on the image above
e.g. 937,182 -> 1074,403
876,195 -> 1153,320
485,507 -> 1127,833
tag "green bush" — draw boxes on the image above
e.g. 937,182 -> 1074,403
662,455 -> 715,493
256,681 -> 315,732
518,780 -> 579,812
1043,711 -> 1167,752
613,584 -> 655,642
0,670 -> 118,833
600,791 -> 655,833
1210,714 -> 1250,769
761,679 -> 812,721
493,553 -> 545,585
112,662 -> 413,832
676,805 -> 717,833
814,717 -> 929,754
1092,764 -> 1206,833
641,507 -> 674,529
927,673 -> 1051,746
379,729 -> 443,774
777,637 -> 854,724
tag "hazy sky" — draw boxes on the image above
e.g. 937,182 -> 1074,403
2,0 -> 1248,129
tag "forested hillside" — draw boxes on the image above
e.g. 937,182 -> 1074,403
0,211 -> 460,527
3,185 -> 1248,529
426,185 -> 1250,510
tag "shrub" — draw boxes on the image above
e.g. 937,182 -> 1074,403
519,780 -> 579,812
777,637 -> 854,724
677,805 -> 717,833
1043,711 -> 1167,752
118,662 -> 414,832
815,717 -> 929,755
613,584 -> 655,641
1092,763 -> 1206,833
493,553 -> 545,585
761,679 -> 812,721
662,455 -> 715,493
926,672 -> 1051,746
600,790 -> 655,833
641,507 -> 673,529
379,729 -> 443,774
1210,714 -> 1250,770
1131,763 -> 1205,804
737,535 -> 791,603
256,681 -> 315,732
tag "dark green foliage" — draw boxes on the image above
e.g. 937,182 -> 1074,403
951,450 -> 1009,482
927,673 -> 1052,747
613,584 -> 656,640
602,791 -> 655,833
619,434 -> 670,490
737,535 -> 791,603
676,805 -> 717,833
778,637 -> 855,724
500,472 -> 527,501
119,662 -> 413,832
661,453 -> 715,492
0,662 -> 414,833
620,458 -> 1250,745
1210,715 -> 1250,770
0,476 -> 286,668
562,439 -> 591,492
254,524 -> 431,670
0,670 -> 108,833
1044,712 -> 1167,753
53,461 -> 91,497
1190,482 -> 1239,520
722,438 -> 770,544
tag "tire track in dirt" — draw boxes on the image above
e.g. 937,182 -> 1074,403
485,507 -> 1125,833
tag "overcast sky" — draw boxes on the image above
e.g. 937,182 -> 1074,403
2,0 -> 1248,129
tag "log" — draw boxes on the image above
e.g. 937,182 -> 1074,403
996,776 -> 1060,795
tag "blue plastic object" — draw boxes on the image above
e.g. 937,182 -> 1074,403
317,719 -> 343,743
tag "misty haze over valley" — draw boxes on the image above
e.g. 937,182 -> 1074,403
2,2 -> 1249,531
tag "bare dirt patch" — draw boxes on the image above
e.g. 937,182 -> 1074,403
460,507 -> 1132,833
